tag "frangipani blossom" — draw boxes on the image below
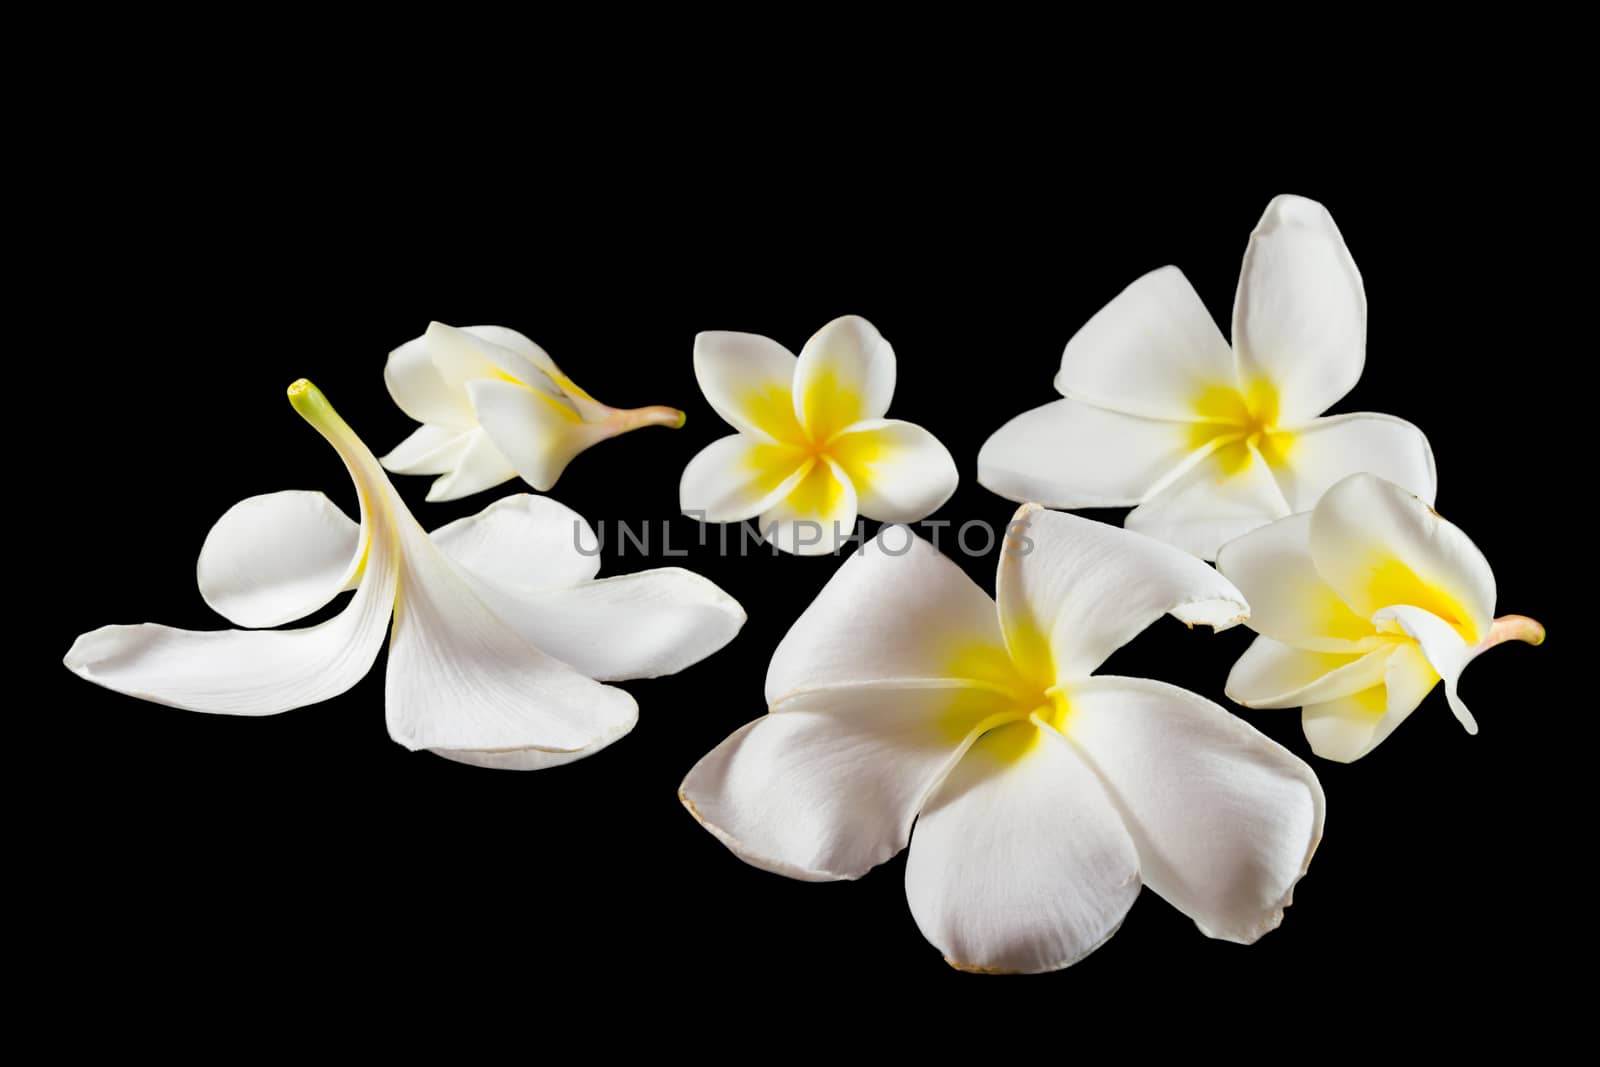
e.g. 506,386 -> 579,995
64,380 -> 744,770
1219,473 -> 1543,763
681,505 -> 1323,973
383,322 -> 686,501
979,195 -> 1435,560
680,315 -> 958,556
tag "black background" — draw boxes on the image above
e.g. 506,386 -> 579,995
33,123 -> 1566,1025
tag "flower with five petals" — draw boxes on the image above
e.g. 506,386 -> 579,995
64,380 -> 744,769
979,195 -> 1434,560
681,505 -> 1323,973
1219,473 -> 1544,762
383,322 -> 686,501
680,315 -> 958,555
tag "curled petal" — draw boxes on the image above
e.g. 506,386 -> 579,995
381,424 -> 473,476
1309,473 -> 1496,643
467,378 -> 608,492
1374,604 -> 1479,734
1062,675 -> 1324,943
1225,635 -> 1391,708
828,418 -> 957,523
793,315 -> 896,441
1232,195 -> 1365,422
197,490 -> 362,628
978,398 -> 1199,509
905,725 -> 1141,974
421,428 -> 518,502
1054,266 -> 1236,420
998,505 -> 1247,686
1217,512 -> 1383,652
1301,642 -> 1438,762
385,334 -> 475,431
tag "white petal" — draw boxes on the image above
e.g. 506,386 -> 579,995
460,567 -> 745,682
460,324 -> 563,383
1309,473 -> 1496,643
1273,412 -> 1435,513
1216,512 -> 1382,651
385,500 -> 639,757
1374,604 -> 1478,733
793,315 -> 896,441
385,334 -> 475,431
197,490 -> 361,628
678,434 -> 811,522
680,684 -> 1008,881
765,526 -> 1015,704
1054,266 -> 1237,420
429,493 -> 600,592
1063,675 -> 1324,943
467,378 -> 603,492
1231,195 -> 1365,422
693,330 -> 804,443
1226,635 -> 1391,708
422,428 -> 518,502
431,737 -> 626,772
1302,642 -> 1438,762
64,382 -> 399,715
1124,444 -> 1292,561
904,724 -> 1140,974
380,424 -> 472,475
425,321 -> 556,402
828,418 -> 958,522
998,505 -> 1247,685
758,457 -> 859,557
977,398 -> 1200,508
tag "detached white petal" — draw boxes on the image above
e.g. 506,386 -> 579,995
1220,473 -> 1543,760
685,513 -> 1321,972
981,195 -> 1435,560
681,315 -> 956,554
383,322 -> 684,500
65,381 -> 744,770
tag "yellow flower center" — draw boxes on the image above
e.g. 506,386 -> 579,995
1188,380 -> 1295,475
935,634 -> 1072,766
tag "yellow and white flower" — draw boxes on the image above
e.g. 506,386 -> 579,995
64,380 -> 744,770
679,315 -> 958,555
1219,473 -> 1544,762
681,505 -> 1323,973
979,195 -> 1434,560
383,322 -> 685,501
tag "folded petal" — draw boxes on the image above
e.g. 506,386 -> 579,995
680,684 -> 1008,881
766,527 -> 1016,704
1124,444 -> 1292,561
429,493 -> 600,592
1301,642 -> 1438,762
385,334 -> 475,431
1062,675 -> 1324,942
1216,512 -> 1383,651
1054,266 -> 1237,420
461,567 -> 745,681
758,458 -> 859,557
467,378 -> 604,492
1273,412 -> 1436,513
1231,195 -> 1365,422
678,434 -> 811,522
794,315 -> 895,441
1309,473 -> 1496,643
693,330 -> 805,443
460,324 -> 564,386
422,428 -> 518,502
63,381 -> 399,715
197,490 -> 362,628
381,424 -> 473,476
424,321 -> 557,403
977,398 -> 1200,509
1226,635 -> 1391,708
1374,604 -> 1478,733
998,505 -> 1247,686
904,724 -> 1141,974
828,418 -> 958,522
385,506 -> 638,757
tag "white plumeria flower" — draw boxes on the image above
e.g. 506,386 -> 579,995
64,380 -> 745,770
979,195 -> 1435,560
680,505 -> 1323,974
1219,473 -> 1544,763
679,315 -> 958,556
382,322 -> 686,501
